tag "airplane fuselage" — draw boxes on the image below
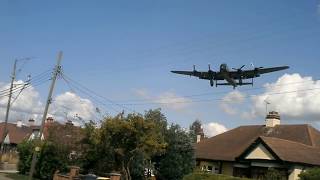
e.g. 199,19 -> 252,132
220,64 -> 237,87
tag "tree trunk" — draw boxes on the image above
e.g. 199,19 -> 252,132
126,165 -> 131,180
122,161 -> 129,180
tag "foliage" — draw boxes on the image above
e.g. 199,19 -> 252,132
17,109 -> 196,180
78,121 -> 104,174
17,140 -> 68,180
155,124 -> 195,180
35,141 -> 68,179
262,168 -> 286,180
96,113 -> 167,180
183,173 -> 251,180
299,168 -> 320,180
189,119 -> 203,143
17,140 -> 34,174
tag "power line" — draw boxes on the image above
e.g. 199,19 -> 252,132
62,73 -> 135,113
60,74 -> 120,114
0,70 -> 52,99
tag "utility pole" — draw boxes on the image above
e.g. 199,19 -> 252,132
28,51 -> 63,180
0,59 -> 17,162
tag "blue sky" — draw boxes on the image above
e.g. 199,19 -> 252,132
1,0 -> 320,134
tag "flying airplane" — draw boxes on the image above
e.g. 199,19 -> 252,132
171,63 -> 289,89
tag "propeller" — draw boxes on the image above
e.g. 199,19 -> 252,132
250,62 -> 263,69
208,63 -> 215,79
251,63 -> 263,77
208,64 -> 214,73
232,65 -> 246,71
232,65 -> 246,84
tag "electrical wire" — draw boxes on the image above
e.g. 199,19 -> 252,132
62,73 -> 135,113
60,74 -> 121,114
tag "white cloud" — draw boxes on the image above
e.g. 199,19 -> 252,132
133,89 -> 191,111
51,92 -> 96,122
220,90 -> 245,115
0,80 -> 43,122
251,73 -> 320,120
203,122 -> 227,137
0,81 -> 95,125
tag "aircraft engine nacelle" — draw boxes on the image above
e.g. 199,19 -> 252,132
254,68 -> 260,77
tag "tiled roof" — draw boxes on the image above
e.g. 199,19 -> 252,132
0,122 -> 32,144
196,124 -> 320,166
261,136 -> 320,166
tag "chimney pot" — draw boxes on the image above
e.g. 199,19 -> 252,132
28,119 -> 35,126
16,120 -> 23,128
66,120 -> 73,126
46,117 -> 54,123
266,111 -> 280,127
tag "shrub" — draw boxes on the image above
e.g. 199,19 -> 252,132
183,173 -> 251,180
299,168 -> 320,180
17,140 -> 68,180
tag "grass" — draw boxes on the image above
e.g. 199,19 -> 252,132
184,172 -> 251,180
3,173 -> 39,180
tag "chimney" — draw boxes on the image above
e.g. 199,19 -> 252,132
66,120 -> 74,126
196,131 -> 205,143
16,120 -> 23,128
28,119 -> 35,126
196,135 -> 201,143
46,117 -> 54,123
265,111 -> 280,127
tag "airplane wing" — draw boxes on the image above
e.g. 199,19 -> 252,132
216,82 -> 253,86
171,71 -> 201,77
171,70 -> 225,80
230,66 -> 289,79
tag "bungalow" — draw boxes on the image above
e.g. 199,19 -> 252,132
0,117 -> 82,169
195,111 -> 320,180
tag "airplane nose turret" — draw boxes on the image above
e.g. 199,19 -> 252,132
220,63 -> 227,71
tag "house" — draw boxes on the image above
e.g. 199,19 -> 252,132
0,119 -> 36,154
0,117 -> 83,169
0,119 -> 37,168
195,111 -> 320,180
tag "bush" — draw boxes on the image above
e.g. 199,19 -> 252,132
263,168 -> 286,180
17,140 -> 68,180
17,140 -> 34,174
183,173 -> 251,180
299,168 -> 320,180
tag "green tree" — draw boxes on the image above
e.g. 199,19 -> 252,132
98,113 -> 166,180
189,119 -> 204,143
155,124 -> 195,180
299,168 -> 320,180
78,121 -> 107,174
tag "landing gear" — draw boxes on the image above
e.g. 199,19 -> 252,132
210,79 -> 214,87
